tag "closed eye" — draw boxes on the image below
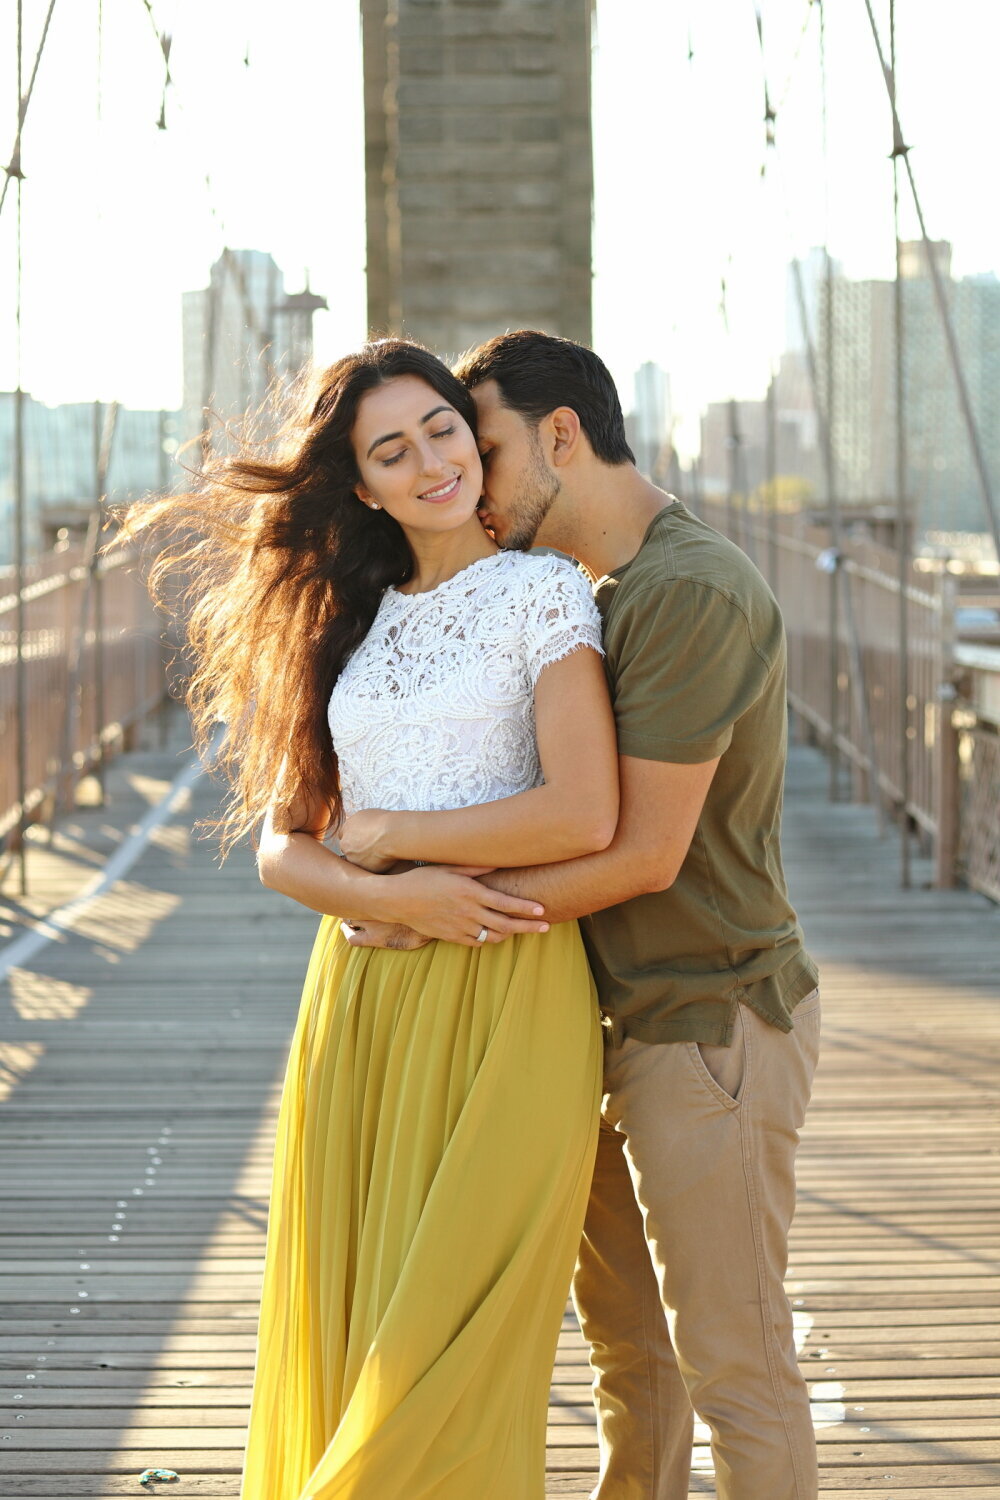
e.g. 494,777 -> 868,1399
479,447 -> 494,467
430,426 -> 455,439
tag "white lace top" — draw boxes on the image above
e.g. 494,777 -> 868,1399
328,550 -> 604,816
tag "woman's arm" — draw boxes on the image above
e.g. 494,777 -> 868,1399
256,784 -> 552,943
338,646 -> 620,870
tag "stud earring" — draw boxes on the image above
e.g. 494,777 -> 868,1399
370,503 -> 381,511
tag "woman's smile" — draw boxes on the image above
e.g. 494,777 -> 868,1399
418,474 -> 462,504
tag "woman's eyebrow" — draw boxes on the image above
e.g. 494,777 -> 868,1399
366,405 -> 454,458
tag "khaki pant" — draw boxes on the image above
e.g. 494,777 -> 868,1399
573,991 -> 821,1500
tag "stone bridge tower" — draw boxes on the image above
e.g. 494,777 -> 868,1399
361,0 -> 593,359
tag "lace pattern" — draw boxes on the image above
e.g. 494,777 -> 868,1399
329,551 -> 604,816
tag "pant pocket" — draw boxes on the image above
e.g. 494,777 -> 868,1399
688,1007 -> 746,1107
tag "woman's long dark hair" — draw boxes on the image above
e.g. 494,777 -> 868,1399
118,339 -> 479,854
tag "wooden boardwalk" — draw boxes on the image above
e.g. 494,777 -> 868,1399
1,717 -> 998,1498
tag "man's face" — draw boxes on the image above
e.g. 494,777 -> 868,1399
470,380 -> 561,552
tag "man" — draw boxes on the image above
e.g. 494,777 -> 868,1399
281,330 -> 821,1500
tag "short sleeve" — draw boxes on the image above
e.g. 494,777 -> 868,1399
609,580 -> 774,763
522,556 -> 605,687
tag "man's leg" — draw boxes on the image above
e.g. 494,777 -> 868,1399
573,1111 -> 695,1500
603,994 -> 821,1500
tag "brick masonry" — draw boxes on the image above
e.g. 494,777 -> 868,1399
361,0 -> 593,360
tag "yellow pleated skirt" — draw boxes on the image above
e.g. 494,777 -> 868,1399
240,916 -> 601,1500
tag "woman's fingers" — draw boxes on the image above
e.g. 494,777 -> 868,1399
478,911 -> 550,937
391,867 -> 547,943
477,887 -> 546,920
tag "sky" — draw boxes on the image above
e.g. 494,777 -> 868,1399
1,0 -> 998,459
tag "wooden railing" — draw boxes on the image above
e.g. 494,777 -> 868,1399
0,543 -> 168,858
694,500 -> 1000,902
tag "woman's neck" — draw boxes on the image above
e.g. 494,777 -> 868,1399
398,519 -> 498,595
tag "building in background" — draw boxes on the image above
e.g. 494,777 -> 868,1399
1,249 -> 327,564
816,241 -> 1000,534
0,395 -> 177,561
181,249 -> 327,454
785,247 -> 841,355
361,0 -> 593,358
697,243 -> 1000,537
627,361 -> 673,483
697,353 -> 821,504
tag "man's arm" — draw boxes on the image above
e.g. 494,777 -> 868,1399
343,753 -> 717,948
479,753 -> 719,919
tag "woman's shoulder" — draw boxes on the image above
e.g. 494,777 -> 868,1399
497,548 -> 593,595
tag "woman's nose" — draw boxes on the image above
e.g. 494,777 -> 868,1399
418,447 -> 446,476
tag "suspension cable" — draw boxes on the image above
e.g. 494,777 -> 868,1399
889,0 -> 912,887
0,0 -> 58,219
12,0 -> 29,892
752,0 -> 886,827
860,0 -> 1000,560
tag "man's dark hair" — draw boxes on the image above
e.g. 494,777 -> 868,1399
455,329 -> 636,466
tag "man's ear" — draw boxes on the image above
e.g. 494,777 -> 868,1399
547,406 -> 582,468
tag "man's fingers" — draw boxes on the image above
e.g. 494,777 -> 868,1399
343,926 -> 377,948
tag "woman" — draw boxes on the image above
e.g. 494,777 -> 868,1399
124,340 -> 618,1499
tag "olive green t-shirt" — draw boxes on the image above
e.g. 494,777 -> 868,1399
581,502 -> 818,1046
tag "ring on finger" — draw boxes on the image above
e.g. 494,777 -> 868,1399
476,925 -> 489,944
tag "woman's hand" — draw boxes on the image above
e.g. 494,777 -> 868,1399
353,864 -> 549,946
338,809 -> 397,872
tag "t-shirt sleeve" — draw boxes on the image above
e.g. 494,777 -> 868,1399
610,580 -> 773,763
522,556 -> 605,687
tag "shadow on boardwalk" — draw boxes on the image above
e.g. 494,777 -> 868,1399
0,722 -> 998,1498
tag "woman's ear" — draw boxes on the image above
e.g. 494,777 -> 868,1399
354,483 -> 381,511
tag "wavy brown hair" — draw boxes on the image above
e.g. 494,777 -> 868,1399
119,340 -> 479,855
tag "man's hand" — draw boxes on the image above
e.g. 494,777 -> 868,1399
342,919 -> 430,950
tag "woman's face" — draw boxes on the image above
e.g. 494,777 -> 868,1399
351,374 -> 484,537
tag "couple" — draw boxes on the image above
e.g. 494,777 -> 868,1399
134,330 -> 819,1500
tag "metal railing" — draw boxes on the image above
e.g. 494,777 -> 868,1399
955,645 -> 1000,904
695,500 -> 1000,902
0,542 -> 168,876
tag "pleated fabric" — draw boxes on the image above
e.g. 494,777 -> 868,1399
240,917 -> 601,1500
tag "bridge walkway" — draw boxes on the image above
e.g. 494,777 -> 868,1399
0,714 -> 998,1497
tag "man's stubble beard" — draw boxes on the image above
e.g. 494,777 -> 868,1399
501,434 -> 562,553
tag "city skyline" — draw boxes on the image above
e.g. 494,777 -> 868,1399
2,0 -> 999,466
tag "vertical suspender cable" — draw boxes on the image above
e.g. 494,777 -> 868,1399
860,0 -> 999,560
201,257 -> 220,465
766,366 -> 778,590
760,2 -> 885,829
96,0 -> 103,120
12,0 -> 29,894
818,0 -> 841,802
889,1 -> 911,887
383,0 -> 403,335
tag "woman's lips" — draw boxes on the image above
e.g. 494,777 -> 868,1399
418,475 -> 461,504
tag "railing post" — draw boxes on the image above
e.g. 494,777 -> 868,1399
934,573 -> 959,889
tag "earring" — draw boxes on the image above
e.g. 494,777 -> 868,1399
370,503 -> 381,511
